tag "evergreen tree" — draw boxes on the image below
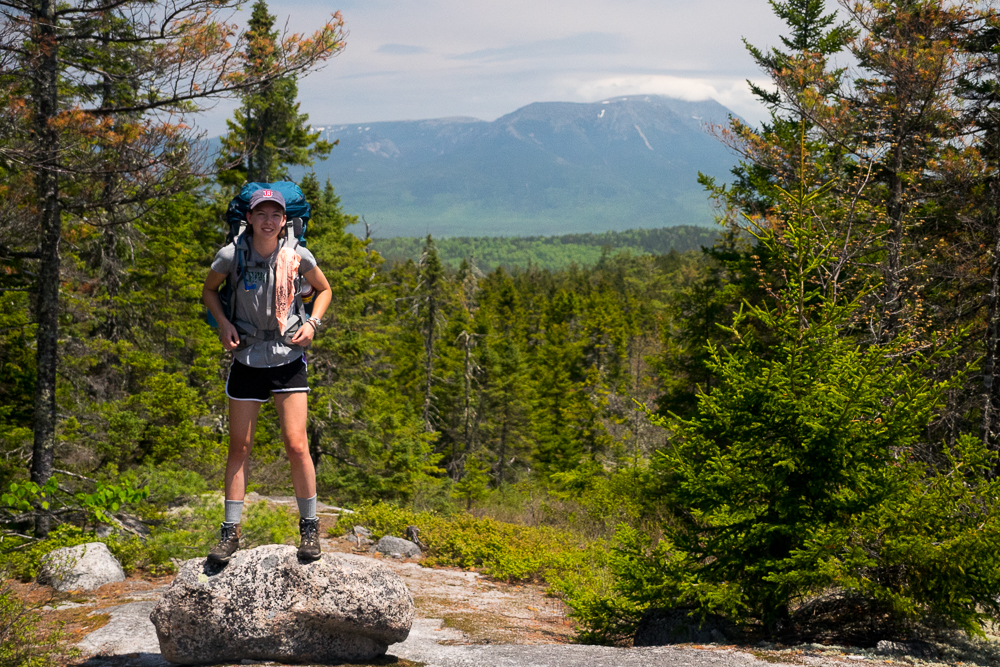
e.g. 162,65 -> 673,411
572,160 -> 1000,641
435,303 -> 482,479
722,0 -> 851,217
954,12 -> 1000,451
453,454 -> 490,510
844,0 -> 974,341
531,290 -> 586,475
479,336 -> 532,487
215,0 -> 334,186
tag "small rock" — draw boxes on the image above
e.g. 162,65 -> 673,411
118,513 -> 151,537
340,525 -> 374,548
37,542 -> 126,592
875,640 -> 938,659
405,525 -> 427,549
372,535 -> 422,559
150,544 -> 413,665
96,514 -> 151,541
633,607 -> 734,646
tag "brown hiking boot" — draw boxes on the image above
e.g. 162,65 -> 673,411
207,522 -> 241,564
298,517 -> 321,561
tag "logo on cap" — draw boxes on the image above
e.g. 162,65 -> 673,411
263,190 -> 273,197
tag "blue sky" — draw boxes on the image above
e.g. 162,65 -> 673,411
197,0 -> 787,136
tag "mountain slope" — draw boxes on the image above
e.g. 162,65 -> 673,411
294,96 -> 738,237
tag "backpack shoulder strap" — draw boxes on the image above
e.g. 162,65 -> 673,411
287,236 -> 309,325
224,235 -> 252,323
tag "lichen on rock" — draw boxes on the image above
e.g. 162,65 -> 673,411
150,544 -> 414,664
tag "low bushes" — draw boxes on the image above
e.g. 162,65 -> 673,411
334,502 -> 609,585
0,495 -> 298,581
150,495 -> 298,562
0,581 -> 65,667
0,524 -> 169,581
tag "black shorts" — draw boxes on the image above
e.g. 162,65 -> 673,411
226,357 -> 309,402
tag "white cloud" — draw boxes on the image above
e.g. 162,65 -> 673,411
572,75 -> 772,122
577,75 -> 726,103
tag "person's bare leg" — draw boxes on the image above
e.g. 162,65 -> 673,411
209,398 -> 262,563
276,390 -> 320,559
274,391 -> 315,498
226,398 -> 262,500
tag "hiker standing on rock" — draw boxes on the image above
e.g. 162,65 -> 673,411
202,188 -> 331,563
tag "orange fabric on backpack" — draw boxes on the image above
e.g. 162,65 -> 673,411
274,247 -> 301,335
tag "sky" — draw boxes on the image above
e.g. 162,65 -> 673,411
196,0 -> 788,137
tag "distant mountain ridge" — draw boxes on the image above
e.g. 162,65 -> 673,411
289,95 -> 739,238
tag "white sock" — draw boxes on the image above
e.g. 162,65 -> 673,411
224,499 -> 244,525
296,494 -> 317,520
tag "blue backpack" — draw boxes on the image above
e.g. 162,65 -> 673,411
208,182 -> 314,329
224,181 -> 311,246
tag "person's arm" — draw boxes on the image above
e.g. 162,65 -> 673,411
290,266 -> 332,346
203,269 -> 241,351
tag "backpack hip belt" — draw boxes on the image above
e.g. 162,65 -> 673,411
233,318 -> 302,343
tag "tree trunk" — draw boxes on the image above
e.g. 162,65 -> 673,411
462,334 -> 472,450
99,45 -> 122,342
450,330 -> 475,481
496,406 -> 509,488
308,422 -> 322,469
421,295 -> 436,432
982,232 -> 1000,450
981,126 -> 1000,460
29,0 -> 61,538
100,225 -> 122,341
881,144 -> 905,342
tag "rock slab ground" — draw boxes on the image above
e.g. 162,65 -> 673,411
149,544 -> 413,665
37,542 -> 125,592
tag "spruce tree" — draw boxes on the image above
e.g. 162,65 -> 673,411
570,156 -> 1000,640
453,454 -> 490,510
216,0 -> 333,186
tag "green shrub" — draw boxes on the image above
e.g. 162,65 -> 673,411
0,524 -> 172,581
0,495 -> 298,580
0,578 -> 65,667
118,462 -> 209,507
335,502 -> 608,584
558,524 -> 678,645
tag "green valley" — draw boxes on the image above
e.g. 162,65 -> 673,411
371,225 -> 720,270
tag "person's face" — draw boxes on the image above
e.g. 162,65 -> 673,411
248,202 -> 286,240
